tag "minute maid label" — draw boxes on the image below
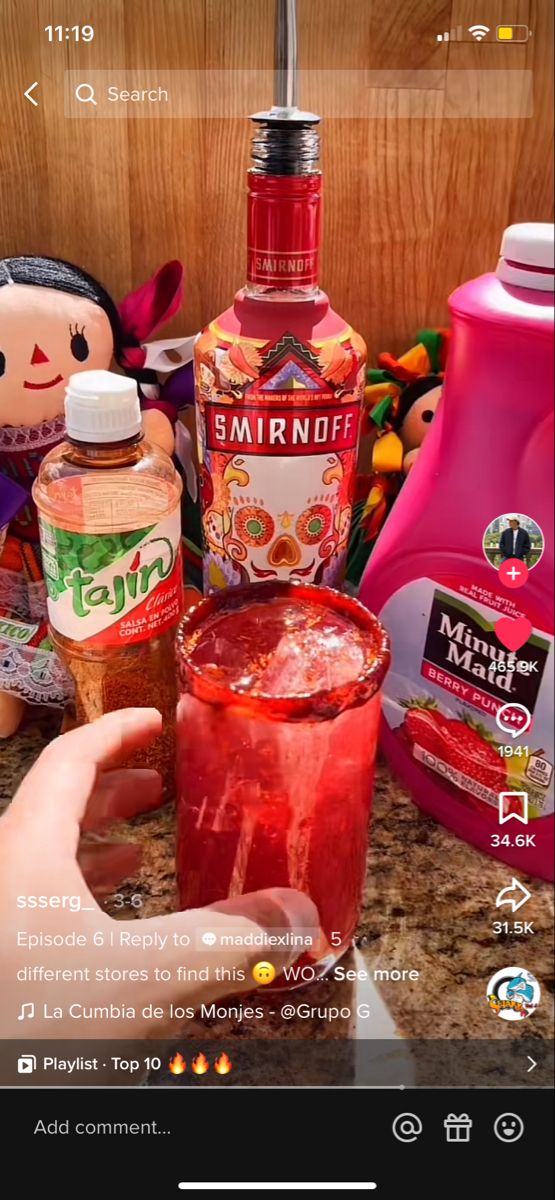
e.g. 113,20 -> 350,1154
379,579 -> 554,819
39,509 -> 183,647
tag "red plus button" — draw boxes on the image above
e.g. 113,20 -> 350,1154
498,558 -> 529,589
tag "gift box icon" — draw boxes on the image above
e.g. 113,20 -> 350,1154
444,1114 -> 472,1142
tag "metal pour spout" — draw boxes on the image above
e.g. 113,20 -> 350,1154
250,0 -> 320,173
275,0 -> 298,110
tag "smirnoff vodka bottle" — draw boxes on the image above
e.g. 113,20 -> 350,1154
194,18 -> 366,592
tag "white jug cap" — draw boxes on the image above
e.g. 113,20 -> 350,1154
65,370 -> 142,443
497,223 -> 555,291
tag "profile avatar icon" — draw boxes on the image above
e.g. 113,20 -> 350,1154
486,966 -> 540,1021
482,512 -> 545,573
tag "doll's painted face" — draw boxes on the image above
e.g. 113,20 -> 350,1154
399,385 -> 442,473
0,284 -> 113,428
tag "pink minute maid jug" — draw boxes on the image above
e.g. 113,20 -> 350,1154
360,223 -> 554,880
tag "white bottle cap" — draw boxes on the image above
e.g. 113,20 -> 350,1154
497,222 -> 555,291
65,370 -> 142,443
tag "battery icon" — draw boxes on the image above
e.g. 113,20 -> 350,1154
496,25 -> 530,42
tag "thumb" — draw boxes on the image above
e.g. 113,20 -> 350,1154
206,887 -> 321,981
117,888 -> 321,1027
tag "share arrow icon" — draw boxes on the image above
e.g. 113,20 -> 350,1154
495,877 -> 532,913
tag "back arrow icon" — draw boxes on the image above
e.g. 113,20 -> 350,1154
24,82 -> 39,106
527,1057 -> 537,1072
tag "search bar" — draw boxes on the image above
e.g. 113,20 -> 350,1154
64,69 -> 533,118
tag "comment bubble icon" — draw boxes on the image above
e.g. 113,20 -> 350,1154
495,702 -> 532,740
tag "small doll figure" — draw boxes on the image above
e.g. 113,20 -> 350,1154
347,329 -> 449,586
0,254 -> 188,736
395,376 -> 443,474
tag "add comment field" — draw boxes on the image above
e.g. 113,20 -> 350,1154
64,70 -> 533,118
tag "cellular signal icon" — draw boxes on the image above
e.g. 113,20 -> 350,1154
468,24 -> 490,40
437,27 -> 463,41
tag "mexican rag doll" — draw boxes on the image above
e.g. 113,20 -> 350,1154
0,254 -> 193,737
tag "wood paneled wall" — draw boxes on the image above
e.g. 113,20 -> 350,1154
0,0 -> 553,358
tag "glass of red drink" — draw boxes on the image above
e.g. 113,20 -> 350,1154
175,581 -> 390,979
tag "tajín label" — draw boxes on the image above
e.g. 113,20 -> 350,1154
40,510 -> 183,647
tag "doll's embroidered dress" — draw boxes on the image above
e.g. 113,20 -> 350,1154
0,415 -> 69,705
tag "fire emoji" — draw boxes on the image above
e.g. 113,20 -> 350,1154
168,1052 -> 186,1075
214,1052 -> 232,1076
191,1052 -> 210,1076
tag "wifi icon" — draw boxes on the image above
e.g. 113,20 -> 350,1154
468,24 -> 490,40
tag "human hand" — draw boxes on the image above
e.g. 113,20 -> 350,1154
0,708 -> 318,1040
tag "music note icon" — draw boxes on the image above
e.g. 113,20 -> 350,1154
17,1002 -> 35,1021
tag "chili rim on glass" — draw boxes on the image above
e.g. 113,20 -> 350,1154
175,579 -> 391,720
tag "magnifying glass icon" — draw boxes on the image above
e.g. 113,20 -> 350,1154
75,83 -> 97,105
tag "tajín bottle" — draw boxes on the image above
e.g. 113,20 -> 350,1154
34,370 -> 183,794
194,2 -> 366,593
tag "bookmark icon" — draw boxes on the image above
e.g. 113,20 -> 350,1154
498,791 -> 529,825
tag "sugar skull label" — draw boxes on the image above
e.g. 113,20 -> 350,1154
194,327 -> 365,591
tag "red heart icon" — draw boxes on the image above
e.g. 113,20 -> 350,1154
495,615 -> 533,652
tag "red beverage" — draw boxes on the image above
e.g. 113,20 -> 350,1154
176,581 -> 390,978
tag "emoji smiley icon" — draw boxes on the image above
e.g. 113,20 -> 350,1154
252,961 -> 276,986
494,1113 -> 525,1143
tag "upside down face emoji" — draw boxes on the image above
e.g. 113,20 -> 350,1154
252,961 -> 276,986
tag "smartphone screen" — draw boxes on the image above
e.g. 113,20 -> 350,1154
0,1 -> 553,1195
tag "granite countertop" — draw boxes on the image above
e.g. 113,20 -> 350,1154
1,709 -> 553,1085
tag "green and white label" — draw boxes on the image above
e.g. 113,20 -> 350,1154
39,509 -> 183,646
